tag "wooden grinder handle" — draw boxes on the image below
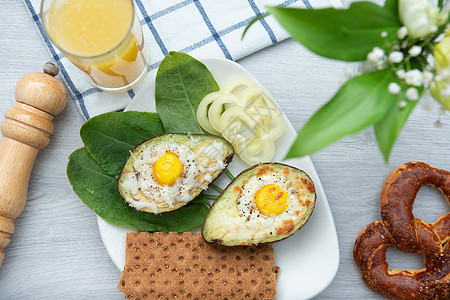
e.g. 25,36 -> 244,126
0,62 -> 67,267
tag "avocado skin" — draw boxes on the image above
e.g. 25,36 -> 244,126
202,162 -> 316,246
118,133 -> 234,213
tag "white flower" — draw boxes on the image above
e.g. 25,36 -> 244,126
399,0 -> 440,39
388,51 -> 404,63
367,53 -> 377,63
397,26 -> 409,39
388,82 -> 401,94
381,31 -> 388,38
408,45 -> 422,57
396,69 -> 406,79
367,47 -> 385,63
406,87 -> 419,100
373,47 -> 385,58
399,100 -> 408,108
405,69 -> 423,86
422,70 -> 434,83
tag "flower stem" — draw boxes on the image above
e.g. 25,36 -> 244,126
203,194 -> 219,201
210,183 -> 223,193
225,168 -> 235,180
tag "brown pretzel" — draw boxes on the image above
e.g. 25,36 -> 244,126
381,162 -> 450,253
354,162 -> 450,299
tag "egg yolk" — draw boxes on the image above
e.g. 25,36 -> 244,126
255,184 -> 289,216
152,152 -> 183,186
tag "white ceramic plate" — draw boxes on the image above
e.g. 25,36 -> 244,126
98,58 -> 339,300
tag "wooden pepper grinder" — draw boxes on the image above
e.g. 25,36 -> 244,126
0,62 -> 67,267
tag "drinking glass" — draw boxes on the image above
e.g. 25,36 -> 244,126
41,0 -> 149,93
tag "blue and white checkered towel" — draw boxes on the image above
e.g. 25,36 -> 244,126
25,0 -> 340,120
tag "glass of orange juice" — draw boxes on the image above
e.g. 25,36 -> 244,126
41,0 -> 149,93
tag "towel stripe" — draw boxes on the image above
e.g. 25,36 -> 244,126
193,0 -> 233,60
302,0 -> 313,9
148,0 -> 194,21
135,0 -> 169,56
280,0 -> 306,8
81,88 -> 101,98
127,89 -> 136,99
247,0 -> 277,44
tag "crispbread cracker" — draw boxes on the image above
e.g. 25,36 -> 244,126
119,232 -> 278,299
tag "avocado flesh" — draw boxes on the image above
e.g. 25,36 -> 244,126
202,163 -> 316,246
118,133 -> 234,214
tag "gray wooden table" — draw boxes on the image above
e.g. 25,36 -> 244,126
0,1 -> 449,299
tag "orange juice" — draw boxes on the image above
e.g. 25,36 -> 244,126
42,0 -> 149,92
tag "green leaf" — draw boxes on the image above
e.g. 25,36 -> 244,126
80,111 -> 165,177
374,89 -> 422,162
67,148 -> 210,232
384,0 -> 399,16
285,69 -> 398,158
267,2 -> 401,61
156,51 -> 219,133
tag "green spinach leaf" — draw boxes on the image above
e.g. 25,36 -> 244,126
267,2 -> 401,61
155,51 -> 219,133
80,111 -> 164,177
285,69 -> 398,158
67,148 -> 210,232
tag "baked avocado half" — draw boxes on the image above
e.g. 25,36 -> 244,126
202,162 -> 316,246
118,133 -> 234,214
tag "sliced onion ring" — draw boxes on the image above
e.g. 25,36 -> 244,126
197,91 -> 221,134
196,76 -> 286,165
248,109 -> 286,141
220,76 -> 257,95
238,86 -> 276,108
208,94 -> 239,132
219,105 -> 260,132
239,139 -> 275,165
242,137 -> 264,156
